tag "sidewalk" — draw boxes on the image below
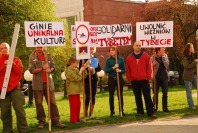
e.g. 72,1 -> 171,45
56,116 -> 198,133
27,92 -> 198,133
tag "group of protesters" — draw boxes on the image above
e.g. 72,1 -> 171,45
0,41 -> 197,133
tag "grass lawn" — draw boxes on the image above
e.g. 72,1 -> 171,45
0,85 -> 198,132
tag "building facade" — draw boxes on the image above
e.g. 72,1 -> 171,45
52,0 -> 146,70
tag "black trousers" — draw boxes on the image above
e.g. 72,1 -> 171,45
84,75 -> 98,106
28,81 -> 34,104
108,76 -> 124,114
131,80 -> 154,116
153,78 -> 169,110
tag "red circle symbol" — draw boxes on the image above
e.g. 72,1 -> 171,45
76,24 -> 89,45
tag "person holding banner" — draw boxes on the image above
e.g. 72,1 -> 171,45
65,57 -> 87,124
28,47 -> 66,129
182,43 -> 198,109
126,41 -> 157,118
151,47 -> 171,112
79,47 -> 101,117
105,47 -> 125,117
0,42 -> 28,133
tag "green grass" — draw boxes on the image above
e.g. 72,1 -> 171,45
1,85 -> 198,133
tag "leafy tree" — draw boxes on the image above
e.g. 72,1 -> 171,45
0,0 -> 74,90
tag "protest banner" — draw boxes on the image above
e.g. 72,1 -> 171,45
136,21 -> 173,48
24,21 -> 65,47
71,23 -> 132,48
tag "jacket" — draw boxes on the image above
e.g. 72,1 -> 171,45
126,51 -> 152,81
151,54 -> 169,78
65,67 -> 87,95
0,54 -> 23,92
105,56 -> 126,77
182,56 -> 196,81
28,51 -> 55,90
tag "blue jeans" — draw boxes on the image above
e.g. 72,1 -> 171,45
192,74 -> 197,88
184,80 -> 195,108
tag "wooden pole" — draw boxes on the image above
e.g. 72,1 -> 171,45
88,70 -> 93,117
153,51 -> 157,111
44,47 -> 51,131
82,60 -> 86,121
115,47 -> 123,117
196,34 -> 198,108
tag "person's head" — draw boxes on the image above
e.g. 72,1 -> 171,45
133,41 -> 141,54
183,43 -> 194,57
155,47 -> 166,57
68,57 -> 79,68
35,47 -> 44,54
109,46 -> 119,57
90,47 -> 96,55
0,42 -> 10,55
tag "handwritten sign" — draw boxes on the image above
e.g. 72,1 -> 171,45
71,23 -> 132,48
24,21 -> 65,47
136,21 -> 173,48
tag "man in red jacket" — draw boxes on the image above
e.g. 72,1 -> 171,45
126,41 -> 157,118
0,42 -> 28,133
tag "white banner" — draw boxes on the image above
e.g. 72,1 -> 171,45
71,23 -> 132,48
136,21 -> 173,48
24,21 -> 65,47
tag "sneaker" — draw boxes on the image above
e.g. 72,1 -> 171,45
163,109 -> 171,113
74,121 -> 81,124
190,107 -> 196,109
78,120 -> 84,123
54,123 -> 66,128
149,114 -> 157,119
38,122 -> 45,129
136,113 -> 144,116
110,112 -> 115,117
153,109 -> 157,112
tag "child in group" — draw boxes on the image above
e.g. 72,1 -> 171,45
65,57 -> 87,124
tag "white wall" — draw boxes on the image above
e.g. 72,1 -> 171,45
52,0 -> 84,21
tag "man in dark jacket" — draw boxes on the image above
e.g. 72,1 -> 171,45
151,47 -> 170,112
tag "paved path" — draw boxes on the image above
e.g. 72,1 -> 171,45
26,92 -> 198,133
55,116 -> 198,133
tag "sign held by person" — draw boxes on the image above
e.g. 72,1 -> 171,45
24,21 -> 65,47
75,21 -> 90,60
71,23 -> 132,48
136,21 -> 173,48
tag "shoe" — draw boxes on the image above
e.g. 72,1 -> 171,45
163,109 -> 171,113
54,123 -> 66,128
190,107 -> 196,109
110,112 -> 115,117
136,113 -> 144,116
24,103 -> 33,108
72,121 -> 81,124
153,109 -> 157,112
149,114 -> 157,119
75,122 -> 81,124
38,122 -> 45,129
